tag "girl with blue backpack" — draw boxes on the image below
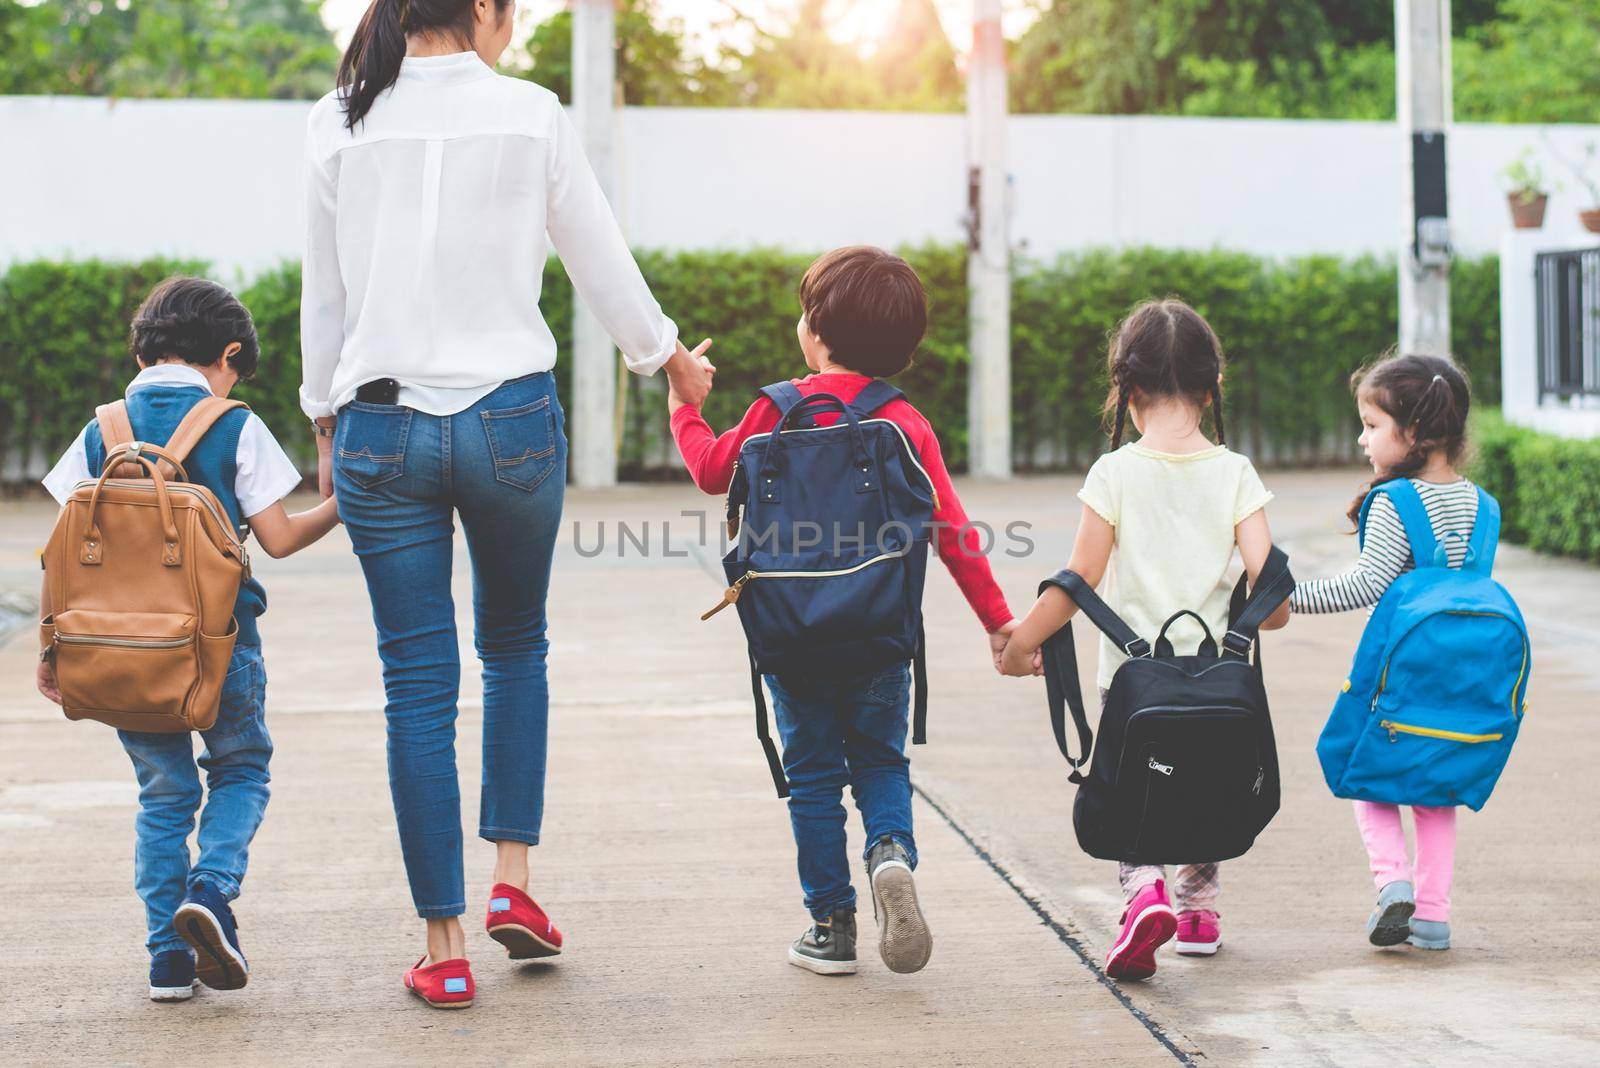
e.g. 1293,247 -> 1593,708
1292,353 -> 1529,953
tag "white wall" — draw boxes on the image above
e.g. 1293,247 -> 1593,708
6,94 -> 1600,280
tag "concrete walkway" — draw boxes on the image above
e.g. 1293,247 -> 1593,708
1,471 -> 1597,1066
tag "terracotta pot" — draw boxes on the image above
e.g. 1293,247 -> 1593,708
1582,209 -> 1600,234
1508,192 -> 1547,229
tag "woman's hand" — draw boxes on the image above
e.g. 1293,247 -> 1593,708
314,418 -> 336,500
664,338 -> 714,410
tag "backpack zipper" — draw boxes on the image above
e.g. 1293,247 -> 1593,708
55,632 -> 193,650
1380,720 -> 1503,744
700,549 -> 909,620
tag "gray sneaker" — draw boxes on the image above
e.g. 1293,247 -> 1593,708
1407,918 -> 1451,950
866,835 -> 932,974
1367,880 -> 1416,947
788,908 -> 858,975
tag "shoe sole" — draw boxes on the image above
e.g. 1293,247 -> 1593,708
1106,903 -> 1177,982
406,985 -> 474,1010
1367,899 -> 1416,947
786,946 -> 857,975
488,923 -> 563,960
1174,938 -> 1220,957
174,902 -> 248,991
149,981 -> 198,1002
1406,935 -> 1450,951
871,860 -> 932,974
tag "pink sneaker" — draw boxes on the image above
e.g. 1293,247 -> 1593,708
1105,880 -> 1177,981
1174,910 -> 1221,956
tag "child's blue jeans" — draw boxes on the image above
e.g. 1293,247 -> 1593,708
765,663 -> 917,920
117,643 -> 272,958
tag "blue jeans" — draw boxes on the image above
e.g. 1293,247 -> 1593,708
766,663 -> 917,919
334,373 -> 567,918
118,643 -> 272,958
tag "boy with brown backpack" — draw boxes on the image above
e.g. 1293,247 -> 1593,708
35,278 -> 340,1002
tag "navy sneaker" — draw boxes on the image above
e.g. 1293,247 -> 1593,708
149,949 -> 198,1002
174,882 -> 249,990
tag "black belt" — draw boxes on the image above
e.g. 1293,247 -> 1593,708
355,378 -> 400,404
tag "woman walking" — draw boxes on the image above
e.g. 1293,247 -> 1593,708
299,0 -> 713,1009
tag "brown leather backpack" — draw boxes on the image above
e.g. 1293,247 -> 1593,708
40,397 -> 254,732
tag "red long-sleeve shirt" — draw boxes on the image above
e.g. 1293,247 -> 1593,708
670,372 -> 1013,634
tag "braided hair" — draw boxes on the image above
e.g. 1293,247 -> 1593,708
1102,298 -> 1227,449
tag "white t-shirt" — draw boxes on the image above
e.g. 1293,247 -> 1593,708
299,50 -> 678,418
1077,442 -> 1274,690
42,365 -> 304,519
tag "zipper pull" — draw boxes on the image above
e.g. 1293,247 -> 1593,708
1381,721 -> 1397,742
700,573 -> 753,620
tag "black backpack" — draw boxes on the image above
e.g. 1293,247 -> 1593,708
1039,548 -> 1294,866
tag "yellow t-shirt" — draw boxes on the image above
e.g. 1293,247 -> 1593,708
1076,442 -> 1274,690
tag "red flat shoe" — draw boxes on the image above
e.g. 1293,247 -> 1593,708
485,883 -> 563,960
403,955 -> 474,1009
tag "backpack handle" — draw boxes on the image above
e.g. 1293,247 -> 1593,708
81,444 -> 184,567
757,393 -> 872,497
1153,610 -> 1218,658
1432,531 -> 1477,569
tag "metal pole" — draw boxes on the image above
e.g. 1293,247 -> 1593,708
571,0 -> 618,487
1396,0 -> 1453,356
966,0 -> 1011,479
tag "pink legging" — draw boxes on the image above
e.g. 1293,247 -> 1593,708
1352,801 -> 1457,922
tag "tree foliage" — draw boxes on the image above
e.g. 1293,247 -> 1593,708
0,0 -> 336,99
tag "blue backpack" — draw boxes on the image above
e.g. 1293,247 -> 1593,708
700,380 -> 936,796
1316,479 -> 1530,810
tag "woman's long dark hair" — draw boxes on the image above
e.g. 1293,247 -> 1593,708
1101,298 -> 1228,449
338,0 -> 511,130
1344,351 -> 1471,527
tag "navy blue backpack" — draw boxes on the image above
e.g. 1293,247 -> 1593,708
701,380 -> 937,796
1316,479 -> 1530,810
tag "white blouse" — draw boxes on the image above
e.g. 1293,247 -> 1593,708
299,51 -> 678,419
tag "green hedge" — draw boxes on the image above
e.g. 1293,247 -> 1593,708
1468,410 -> 1600,562
0,248 -> 1505,480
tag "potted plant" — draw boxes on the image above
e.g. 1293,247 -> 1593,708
1558,141 -> 1600,233
1500,150 -> 1549,229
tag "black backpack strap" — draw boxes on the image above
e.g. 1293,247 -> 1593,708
759,381 -> 813,427
750,654 -> 790,798
1039,569 -> 1151,658
846,380 -> 903,418
1040,616 -> 1094,784
911,622 -> 928,745
1221,546 -> 1294,660
1037,569 -> 1143,784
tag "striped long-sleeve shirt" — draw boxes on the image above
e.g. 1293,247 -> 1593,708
1292,478 -> 1480,614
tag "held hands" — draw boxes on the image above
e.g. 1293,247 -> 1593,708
37,655 -> 61,706
665,338 -> 715,414
989,620 -> 1044,677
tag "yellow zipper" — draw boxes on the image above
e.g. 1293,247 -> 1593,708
700,550 -> 908,620
1379,720 -> 1503,744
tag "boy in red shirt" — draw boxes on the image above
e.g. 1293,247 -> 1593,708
669,246 -> 1015,976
